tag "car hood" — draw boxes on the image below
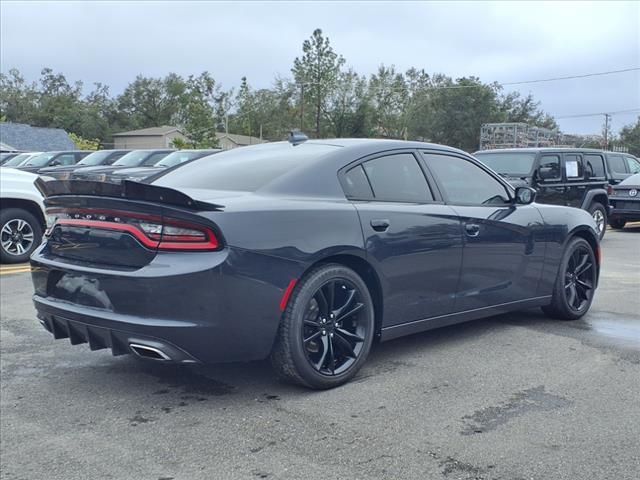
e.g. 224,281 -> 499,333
39,164 -> 89,174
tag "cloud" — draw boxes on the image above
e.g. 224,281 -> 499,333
1,0 -> 638,134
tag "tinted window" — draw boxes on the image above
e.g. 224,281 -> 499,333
77,150 -> 113,166
564,154 -> 583,179
585,154 -> 606,178
343,165 -> 373,199
362,153 -> 432,203
157,151 -> 209,168
538,155 -> 561,181
625,156 -> 640,174
54,153 -> 76,166
425,153 -> 510,205
474,152 -> 536,176
155,143 -> 339,192
143,152 -> 170,166
607,155 -> 627,174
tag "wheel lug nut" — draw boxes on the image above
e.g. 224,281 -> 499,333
322,330 -> 326,336
330,333 -> 334,338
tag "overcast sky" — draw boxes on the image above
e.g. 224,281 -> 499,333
1,1 -> 638,135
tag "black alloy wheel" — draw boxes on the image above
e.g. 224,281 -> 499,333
542,237 -> 597,320
271,264 -> 375,389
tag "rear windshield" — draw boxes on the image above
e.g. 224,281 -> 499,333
154,143 -> 339,192
475,152 -> 537,176
113,151 -> 151,167
78,150 -> 115,166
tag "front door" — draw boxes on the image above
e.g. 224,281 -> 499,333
564,153 -> 587,208
342,151 -> 463,327
422,152 -> 546,312
535,154 -> 565,205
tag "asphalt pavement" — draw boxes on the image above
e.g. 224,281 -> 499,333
1,227 -> 639,480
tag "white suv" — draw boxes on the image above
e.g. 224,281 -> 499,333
0,168 -> 45,263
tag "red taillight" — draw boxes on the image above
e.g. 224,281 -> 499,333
48,208 -> 219,251
607,184 -> 614,195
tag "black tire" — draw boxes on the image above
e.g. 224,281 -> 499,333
0,208 -> 43,264
588,202 -> 607,240
270,264 -> 375,389
542,237 -> 597,320
609,218 -> 626,230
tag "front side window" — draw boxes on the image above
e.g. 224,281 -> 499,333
625,156 -> 640,174
607,155 -> 627,174
143,152 -> 170,166
564,154 -> 583,179
362,153 -> 432,203
538,155 -> 561,181
56,154 -> 76,166
425,153 -> 510,205
585,154 -> 606,178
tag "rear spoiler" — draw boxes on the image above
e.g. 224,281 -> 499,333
35,178 -> 224,212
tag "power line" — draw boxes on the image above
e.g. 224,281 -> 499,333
554,109 -> 640,119
502,67 -> 640,86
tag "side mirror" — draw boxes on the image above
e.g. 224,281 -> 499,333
515,187 -> 536,205
49,159 -> 61,166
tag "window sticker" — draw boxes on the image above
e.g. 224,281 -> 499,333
566,160 -> 579,178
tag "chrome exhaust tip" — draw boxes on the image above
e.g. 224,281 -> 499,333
129,343 -> 171,361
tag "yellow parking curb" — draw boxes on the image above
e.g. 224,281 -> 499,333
0,265 -> 32,275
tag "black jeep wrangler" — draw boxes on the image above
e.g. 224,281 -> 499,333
474,148 -> 610,239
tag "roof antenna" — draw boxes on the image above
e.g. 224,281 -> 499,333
288,130 -> 308,146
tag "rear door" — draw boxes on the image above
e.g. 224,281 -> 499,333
605,153 -> 630,184
563,152 -> 587,208
343,150 -> 463,327
422,151 -> 545,312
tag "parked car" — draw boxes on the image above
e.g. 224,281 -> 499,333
604,152 -> 640,184
31,138 -> 601,389
70,149 -> 174,181
1,152 -> 43,168
608,173 -> 640,229
38,149 -> 131,179
474,148 -> 610,239
0,169 -> 45,263
107,149 -> 221,182
15,151 -> 91,173
0,152 -> 21,165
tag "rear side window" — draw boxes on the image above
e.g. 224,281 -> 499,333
607,155 -> 627,174
57,153 -> 76,166
425,153 -> 510,205
362,153 -> 432,203
625,156 -> 640,174
564,154 -> 583,179
585,154 -> 606,178
343,165 -> 373,199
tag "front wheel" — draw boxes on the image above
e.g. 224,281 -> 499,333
609,218 -> 626,230
270,264 -> 375,389
588,202 -> 607,240
542,237 -> 597,320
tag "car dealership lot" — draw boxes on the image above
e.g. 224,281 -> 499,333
1,228 -> 638,480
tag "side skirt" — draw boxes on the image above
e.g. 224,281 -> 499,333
380,296 -> 552,342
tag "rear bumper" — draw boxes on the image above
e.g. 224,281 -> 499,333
30,245 -> 304,363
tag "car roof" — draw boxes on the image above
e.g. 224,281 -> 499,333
474,147 -> 612,154
287,138 -> 469,155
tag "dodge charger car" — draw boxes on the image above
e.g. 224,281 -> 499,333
30,138 -> 600,389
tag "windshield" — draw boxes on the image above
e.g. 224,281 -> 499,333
113,151 -> 150,167
154,143 -> 339,192
475,152 -> 537,176
156,151 -> 208,168
3,153 -> 32,166
22,152 -> 56,167
77,150 -> 114,166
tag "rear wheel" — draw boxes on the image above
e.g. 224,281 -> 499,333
270,264 -> 375,389
609,218 -> 626,230
542,237 -> 597,320
0,208 -> 42,264
588,202 -> 607,240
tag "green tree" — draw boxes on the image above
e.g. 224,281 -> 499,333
616,117 -> 640,156
292,28 -> 345,137
368,65 -> 409,138
325,69 -> 372,137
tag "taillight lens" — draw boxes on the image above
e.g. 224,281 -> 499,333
46,208 -> 219,251
607,185 -> 614,196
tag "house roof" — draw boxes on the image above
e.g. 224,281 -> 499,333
0,123 -> 76,151
215,132 -> 266,146
112,126 -> 181,137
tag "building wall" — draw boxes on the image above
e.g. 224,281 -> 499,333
113,132 -> 188,149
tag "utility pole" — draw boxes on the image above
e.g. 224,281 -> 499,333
604,113 -> 611,150
300,83 -> 305,132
